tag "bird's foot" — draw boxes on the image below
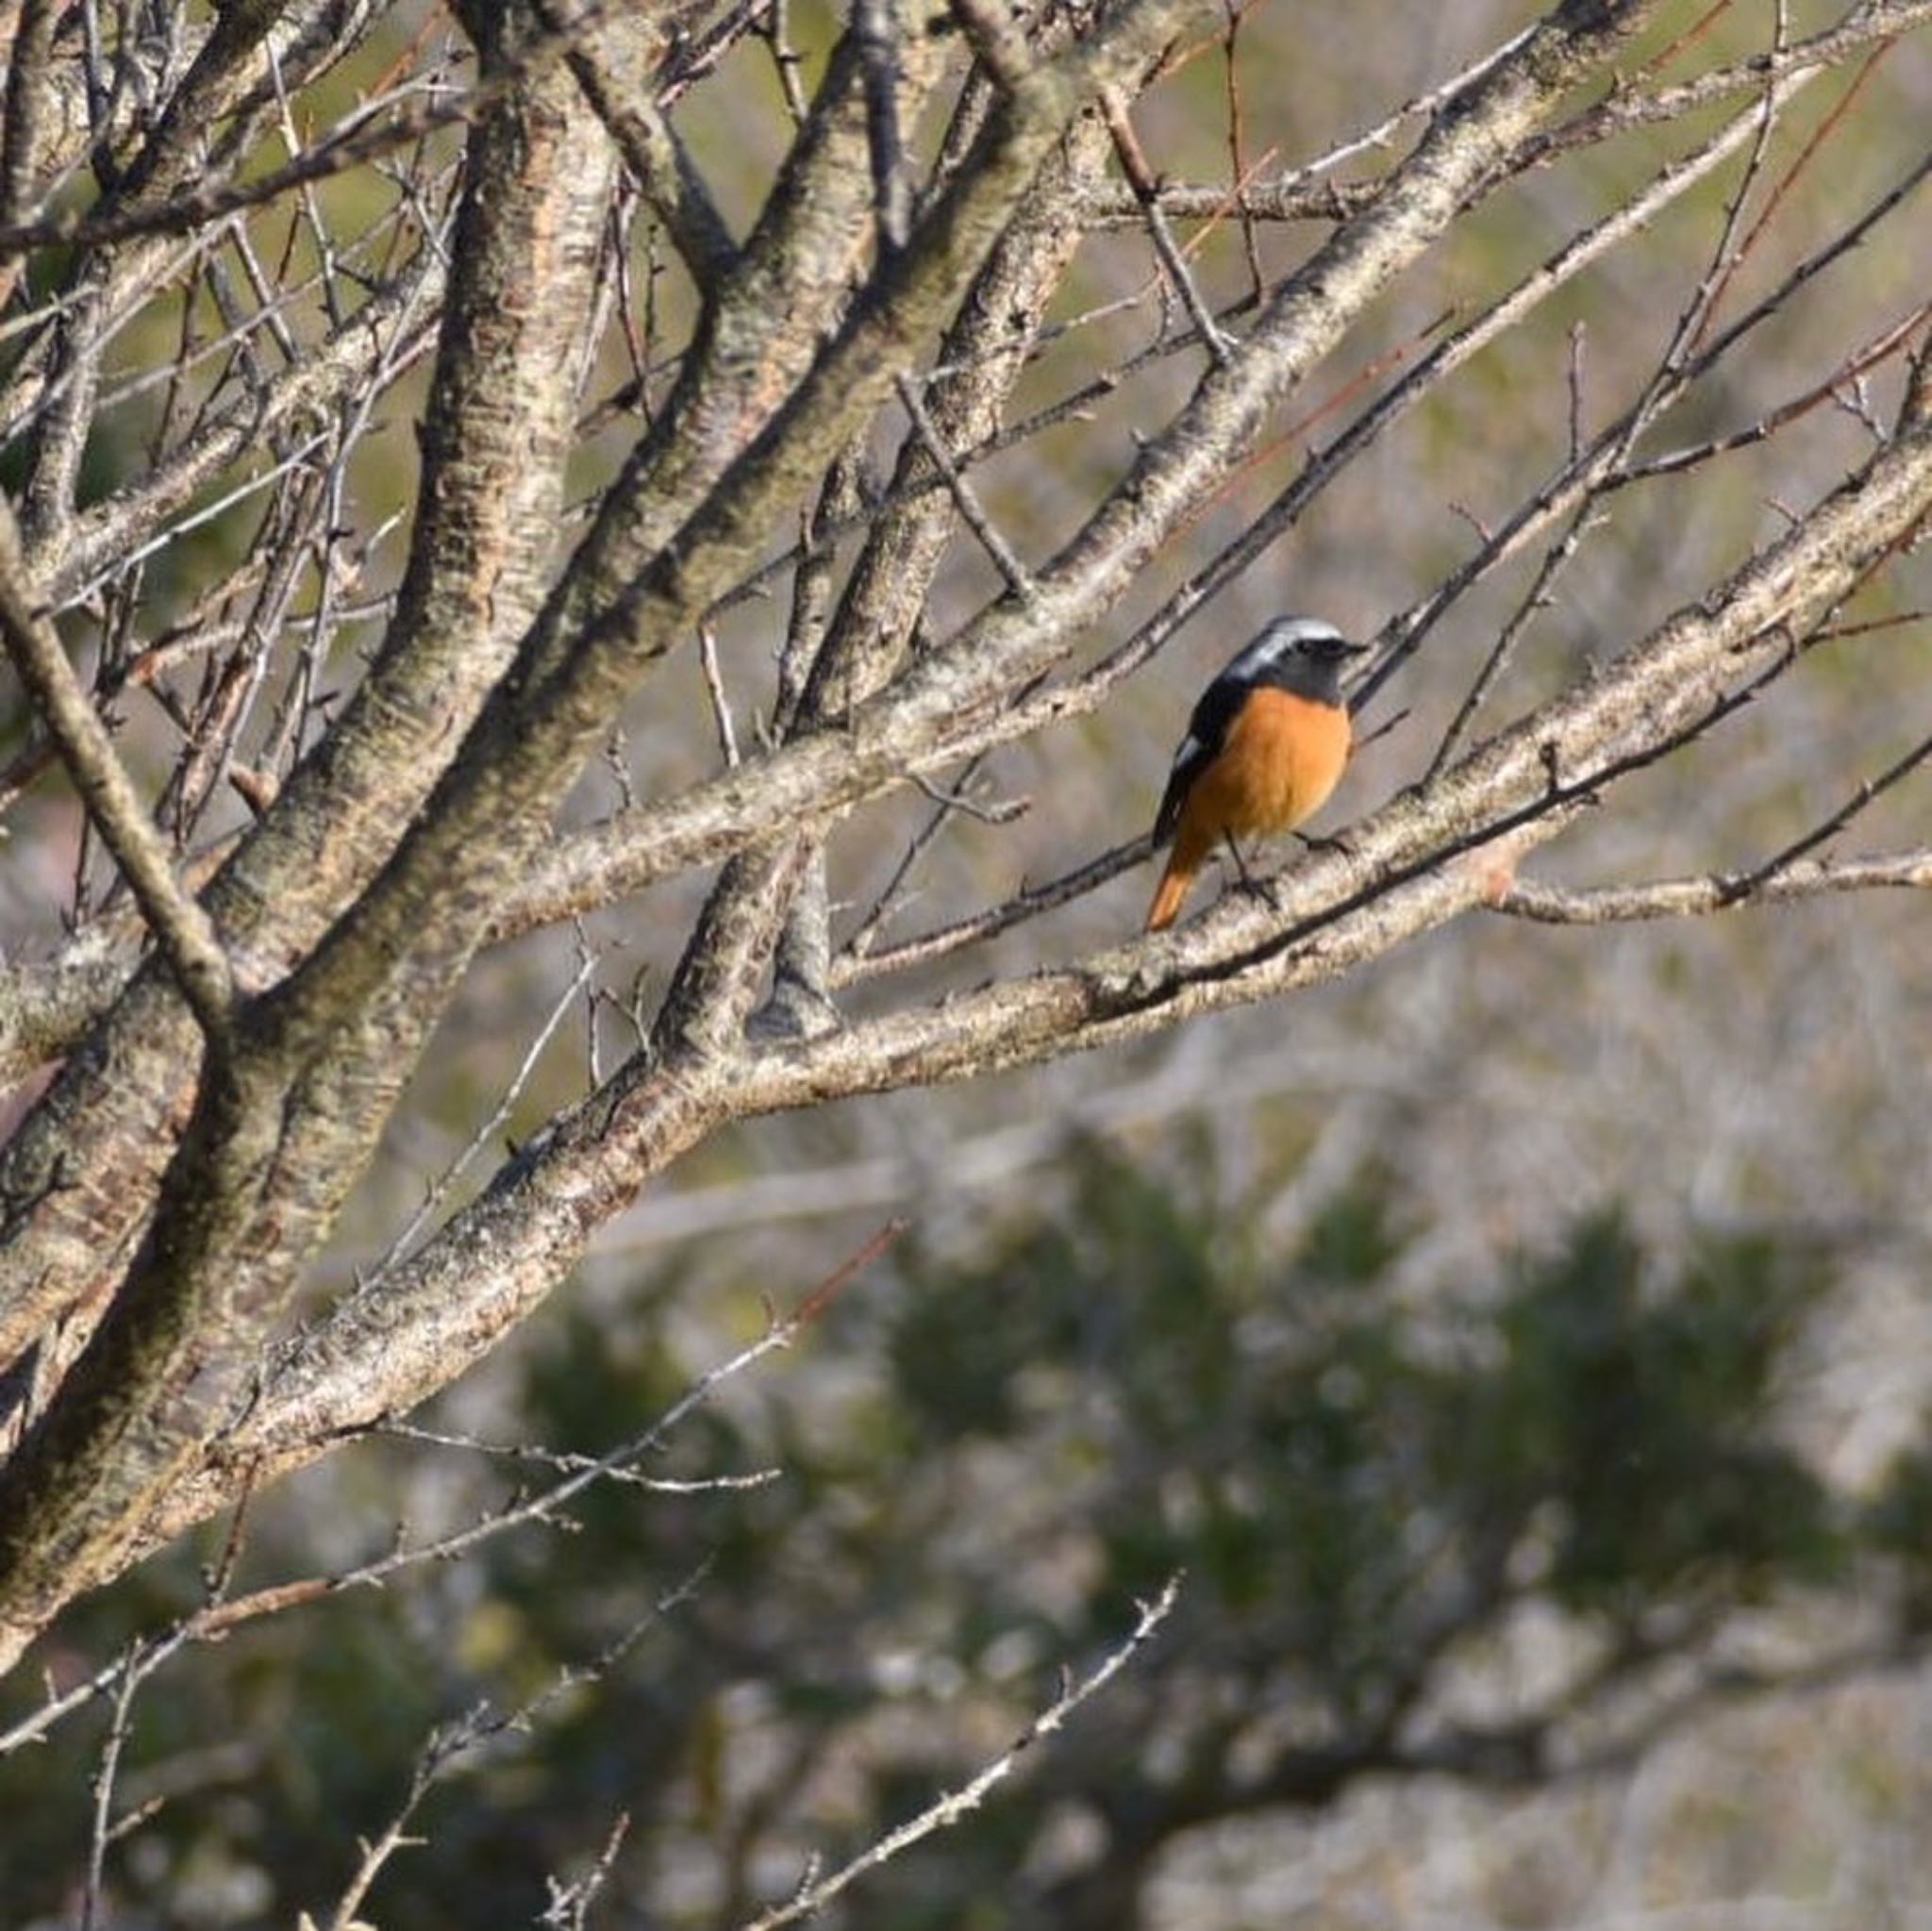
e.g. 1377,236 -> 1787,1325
1295,828 -> 1354,857
1233,870 -> 1282,913
1221,834 -> 1279,911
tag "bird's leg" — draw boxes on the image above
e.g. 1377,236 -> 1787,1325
1223,833 -> 1280,910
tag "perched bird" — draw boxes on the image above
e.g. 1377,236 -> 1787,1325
1145,616 -> 1366,933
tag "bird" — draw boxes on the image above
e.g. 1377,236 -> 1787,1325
1145,615 -> 1367,933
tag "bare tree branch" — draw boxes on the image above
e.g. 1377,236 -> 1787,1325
0,500 -> 235,1039
2,0 -> 1927,1726
738,1574 -> 1182,1931
1494,848 -> 1932,925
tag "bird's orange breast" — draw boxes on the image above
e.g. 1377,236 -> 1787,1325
1180,689 -> 1351,849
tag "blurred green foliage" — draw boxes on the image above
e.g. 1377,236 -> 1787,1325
2,1147 -> 1924,1929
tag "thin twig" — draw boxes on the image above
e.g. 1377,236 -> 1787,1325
1220,0 -> 1265,303
376,1419 -> 781,1494
0,495 -> 235,1038
908,771 -> 1028,824
1493,847 -> 1932,925
366,949 -> 602,1285
1716,725 -> 1932,905
699,622 -> 742,767
1690,28 -> 1895,349
833,838 -> 1148,986
1102,86 -> 1233,365
72,1482 -> 257,1920
305,1224 -> 907,1599
1424,2 -> 1794,781
0,1226 -> 905,1760
893,373 -> 1033,595
80,1653 -> 143,1931
1625,302 -> 1932,483
759,0 -> 812,126
840,744 -> 1013,959
735,1574 -> 1183,1931
541,1811 -> 633,1931
325,1562 -> 711,1931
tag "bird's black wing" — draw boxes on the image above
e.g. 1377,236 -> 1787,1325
1152,674 -> 1249,847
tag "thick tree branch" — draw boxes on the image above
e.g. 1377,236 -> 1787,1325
0,30 -> 630,1655
132,367 -> 1932,1548
0,0 -> 956,1353
0,0 -> 1193,1672
5,0 -> 1922,1698
0,27 -> 618,1373
504,0 -> 1668,940
0,0 -> 63,232
536,0 -> 741,285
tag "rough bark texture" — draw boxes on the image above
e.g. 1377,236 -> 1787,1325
5,0 -> 1928,1683
0,11 -> 623,1656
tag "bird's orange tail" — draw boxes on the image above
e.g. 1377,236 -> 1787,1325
1145,858 -> 1193,932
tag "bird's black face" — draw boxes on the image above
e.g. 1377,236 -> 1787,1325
1227,618 -> 1365,697
1291,629 -> 1366,667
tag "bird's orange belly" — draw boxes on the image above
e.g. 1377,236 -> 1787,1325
1188,689 -> 1351,843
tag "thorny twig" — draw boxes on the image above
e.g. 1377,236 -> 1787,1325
0,1224 -> 907,1760
321,1562 -> 711,1931
735,1574 -> 1183,1931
